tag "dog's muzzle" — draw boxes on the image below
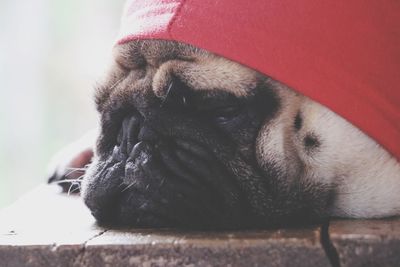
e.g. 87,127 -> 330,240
83,110 -> 248,229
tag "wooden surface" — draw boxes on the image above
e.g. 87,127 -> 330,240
0,185 -> 399,267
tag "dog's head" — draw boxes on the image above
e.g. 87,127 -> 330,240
81,40 -> 399,229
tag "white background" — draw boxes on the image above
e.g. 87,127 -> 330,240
0,0 -> 125,208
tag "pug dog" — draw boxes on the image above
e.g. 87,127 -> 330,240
48,40 -> 400,229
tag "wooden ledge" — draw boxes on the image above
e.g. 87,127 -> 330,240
0,185 -> 399,267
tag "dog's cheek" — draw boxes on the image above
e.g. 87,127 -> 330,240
253,101 -> 333,222
255,119 -> 302,185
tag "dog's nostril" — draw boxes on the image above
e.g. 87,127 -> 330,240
116,129 -> 123,146
118,115 -> 141,154
138,124 -> 159,143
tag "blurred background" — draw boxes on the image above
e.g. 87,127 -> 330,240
0,0 -> 125,208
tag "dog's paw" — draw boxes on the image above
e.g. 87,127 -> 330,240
47,130 -> 96,194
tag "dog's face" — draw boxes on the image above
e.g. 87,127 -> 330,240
81,40 -> 400,229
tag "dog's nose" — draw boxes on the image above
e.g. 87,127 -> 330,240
117,115 -> 141,155
117,114 -> 162,156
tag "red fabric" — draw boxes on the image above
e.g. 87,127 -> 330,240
118,0 -> 400,161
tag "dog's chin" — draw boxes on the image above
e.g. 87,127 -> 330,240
82,138 -> 250,230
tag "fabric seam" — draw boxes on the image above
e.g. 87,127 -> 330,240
167,0 -> 188,37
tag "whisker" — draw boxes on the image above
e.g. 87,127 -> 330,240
67,183 -> 81,195
110,77 -> 125,90
160,81 -> 174,107
64,167 -> 88,177
121,182 -> 136,193
65,167 -> 88,171
52,173 -> 86,185
66,175 -> 86,195
64,169 -> 85,176
53,179 -> 82,185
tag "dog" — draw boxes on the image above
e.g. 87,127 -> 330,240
48,39 -> 400,229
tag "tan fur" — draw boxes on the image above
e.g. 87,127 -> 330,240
256,81 -> 400,218
153,58 -> 259,98
113,40 -> 259,98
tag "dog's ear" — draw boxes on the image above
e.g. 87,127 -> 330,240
294,96 -> 400,218
255,78 -> 400,219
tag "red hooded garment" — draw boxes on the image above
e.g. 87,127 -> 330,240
117,0 -> 400,162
